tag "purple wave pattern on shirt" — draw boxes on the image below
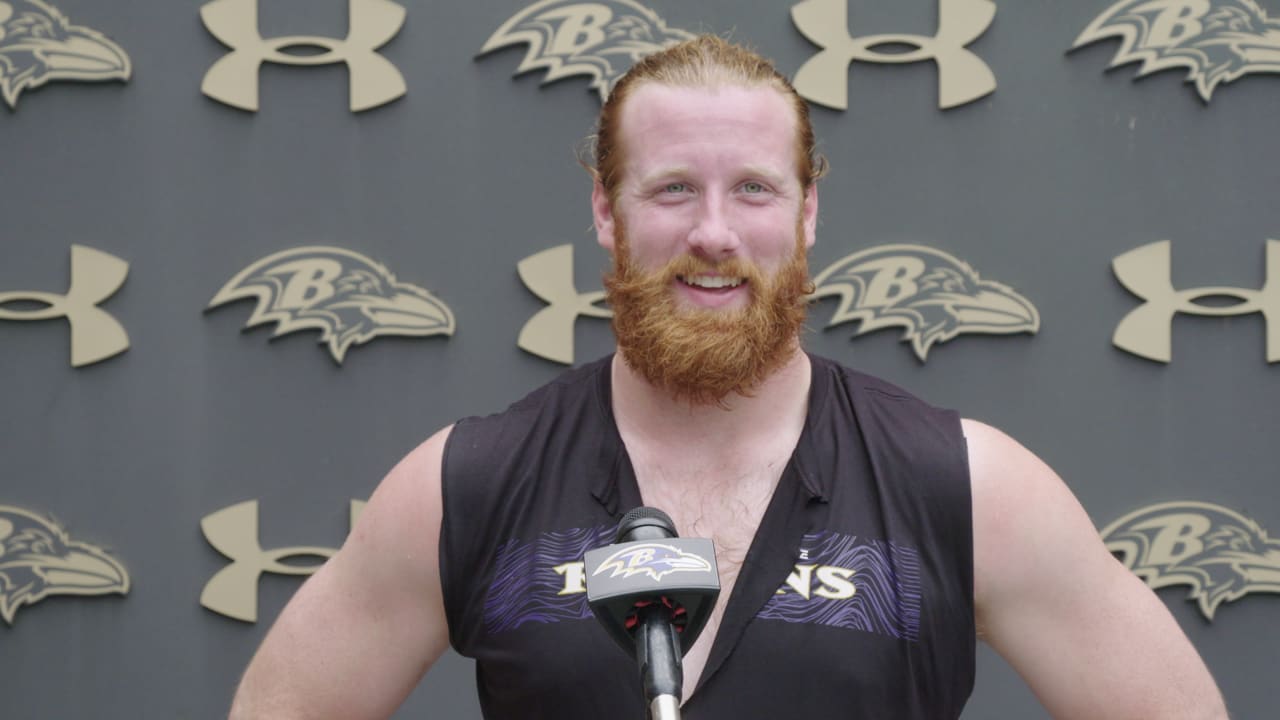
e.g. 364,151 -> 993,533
483,524 -> 614,634
757,531 -> 922,641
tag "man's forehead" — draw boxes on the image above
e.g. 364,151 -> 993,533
618,81 -> 794,121
612,82 -> 799,159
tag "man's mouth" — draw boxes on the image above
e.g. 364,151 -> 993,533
677,274 -> 745,290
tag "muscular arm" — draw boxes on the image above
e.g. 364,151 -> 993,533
229,426 -> 454,720
965,419 -> 1228,720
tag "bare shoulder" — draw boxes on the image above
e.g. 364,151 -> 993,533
961,418 -> 1091,615
352,424 -> 454,556
961,418 -> 1066,527
332,425 -> 456,610
960,418 -> 1227,719
229,426 -> 455,720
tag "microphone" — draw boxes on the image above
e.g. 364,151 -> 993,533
584,507 -> 720,720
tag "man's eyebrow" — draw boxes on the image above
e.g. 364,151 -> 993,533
632,165 -> 791,187
633,166 -> 693,187
740,165 -> 789,185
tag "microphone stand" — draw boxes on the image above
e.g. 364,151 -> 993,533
636,603 -> 683,720
584,506 -> 718,720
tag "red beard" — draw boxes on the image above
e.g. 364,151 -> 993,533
604,228 -> 812,405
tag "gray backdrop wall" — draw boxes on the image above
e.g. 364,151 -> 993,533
2,0 -> 1278,717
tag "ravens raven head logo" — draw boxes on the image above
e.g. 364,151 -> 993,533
206,246 -> 456,364
1073,0 -> 1280,101
0,0 -> 130,109
1102,501 -> 1280,620
478,0 -> 693,103
810,244 -> 1039,361
593,542 -> 712,582
0,505 -> 129,625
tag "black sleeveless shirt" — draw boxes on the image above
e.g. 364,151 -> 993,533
440,354 -> 974,718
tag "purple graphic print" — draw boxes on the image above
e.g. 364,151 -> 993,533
757,531 -> 922,641
483,525 -> 614,633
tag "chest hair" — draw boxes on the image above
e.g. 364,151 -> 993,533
629,451 -> 791,698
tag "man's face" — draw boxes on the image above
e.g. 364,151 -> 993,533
594,83 -> 817,304
593,83 -> 819,403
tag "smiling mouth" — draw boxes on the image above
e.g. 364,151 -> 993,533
677,274 -> 745,290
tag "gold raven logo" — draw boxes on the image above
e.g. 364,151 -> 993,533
810,244 -> 1039,361
206,246 -> 455,364
478,0 -> 693,102
0,505 -> 129,625
1073,0 -> 1280,101
1102,501 -> 1280,620
0,0 -> 130,108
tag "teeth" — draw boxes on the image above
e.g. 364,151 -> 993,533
680,275 -> 743,289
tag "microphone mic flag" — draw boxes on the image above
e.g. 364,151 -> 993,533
583,507 -> 720,715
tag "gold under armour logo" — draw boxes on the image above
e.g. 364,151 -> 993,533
0,245 -> 129,367
199,0 -> 406,112
200,499 -> 365,622
791,0 -> 997,110
1113,240 -> 1280,363
517,245 -> 611,365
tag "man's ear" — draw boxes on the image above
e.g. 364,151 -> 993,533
802,183 -> 818,249
592,181 -> 617,251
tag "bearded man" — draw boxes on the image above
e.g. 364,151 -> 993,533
229,36 -> 1228,720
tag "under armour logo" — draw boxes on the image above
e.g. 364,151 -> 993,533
791,0 -> 997,110
0,245 -> 129,367
200,0 -> 406,112
200,499 -> 365,622
1112,240 -> 1280,362
517,244 -> 611,365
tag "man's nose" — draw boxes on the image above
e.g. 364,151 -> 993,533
686,197 -> 740,258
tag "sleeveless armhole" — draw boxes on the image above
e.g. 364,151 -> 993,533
438,409 -> 539,654
844,369 -> 977,700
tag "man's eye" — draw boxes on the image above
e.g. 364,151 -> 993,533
742,182 -> 765,193
663,183 -> 687,194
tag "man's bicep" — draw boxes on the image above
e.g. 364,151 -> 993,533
230,426 -> 454,720
965,419 -> 1226,720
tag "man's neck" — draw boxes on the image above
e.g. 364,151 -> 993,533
609,346 -> 812,453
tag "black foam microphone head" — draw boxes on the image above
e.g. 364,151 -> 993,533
616,506 -> 678,543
